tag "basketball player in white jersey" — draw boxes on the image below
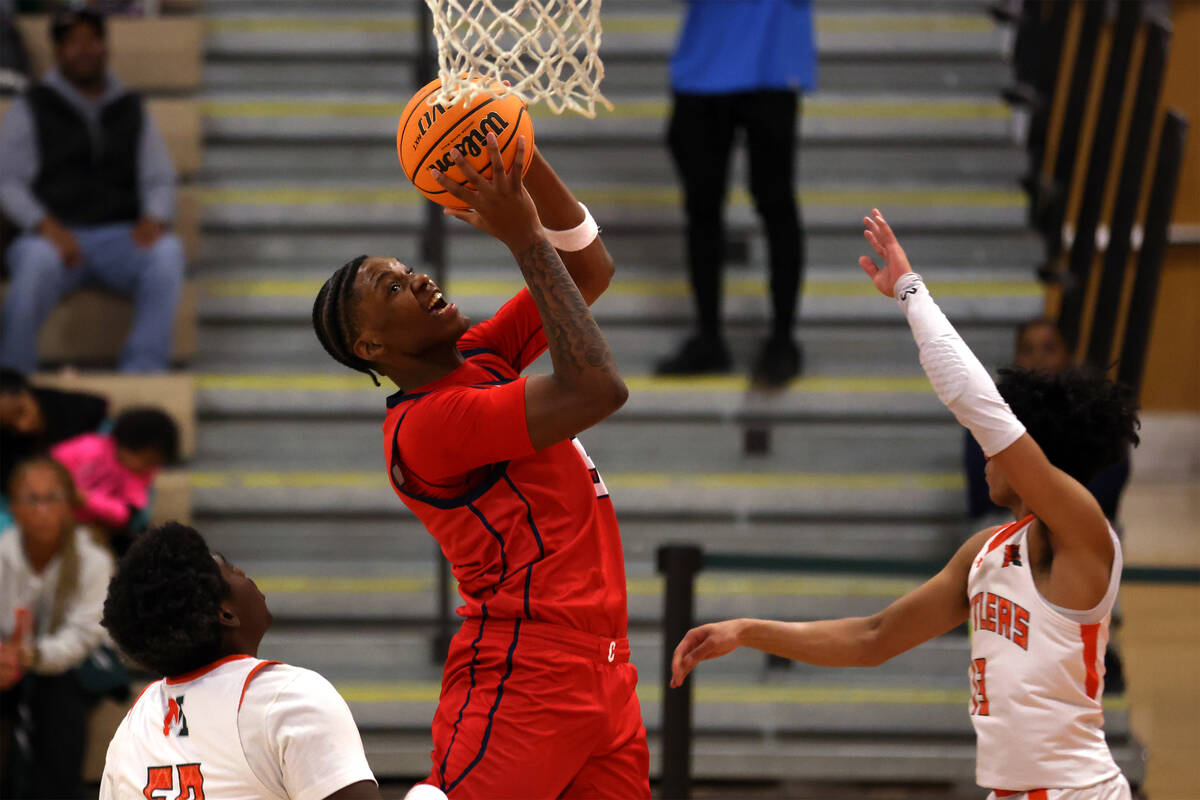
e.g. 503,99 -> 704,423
98,522 -> 382,800
671,210 -> 1140,799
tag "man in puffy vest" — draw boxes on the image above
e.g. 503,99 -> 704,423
0,9 -> 184,374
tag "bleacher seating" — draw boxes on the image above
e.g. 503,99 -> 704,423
0,16 -> 203,368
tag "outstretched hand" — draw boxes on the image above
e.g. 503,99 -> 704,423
431,133 -> 543,252
670,619 -> 744,688
858,208 -> 914,298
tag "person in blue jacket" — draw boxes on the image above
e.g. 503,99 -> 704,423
657,0 -> 816,386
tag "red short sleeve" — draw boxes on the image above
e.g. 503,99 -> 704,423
457,289 -> 547,372
397,377 -> 535,481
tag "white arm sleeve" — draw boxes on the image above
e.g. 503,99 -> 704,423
894,272 -> 1027,457
239,665 -> 377,800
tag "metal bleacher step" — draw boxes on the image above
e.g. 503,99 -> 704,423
195,266 -> 1041,326
201,92 -> 1019,146
195,226 -> 1042,272
191,319 -> 1015,388
205,139 -> 1027,184
198,516 -> 967,565
203,10 -> 1006,61
194,417 -> 962,475
195,180 -> 1027,231
240,563 -> 930,625
188,466 -> 966,521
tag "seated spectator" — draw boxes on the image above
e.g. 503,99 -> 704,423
964,318 -> 1132,523
0,8 -> 184,374
0,457 -> 116,799
0,367 -> 108,527
51,406 -> 178,555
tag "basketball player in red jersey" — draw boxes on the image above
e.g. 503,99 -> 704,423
672,211 -> 1140,800
312,135 -> 649,799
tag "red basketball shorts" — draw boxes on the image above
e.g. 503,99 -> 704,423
425,617 -> 650,799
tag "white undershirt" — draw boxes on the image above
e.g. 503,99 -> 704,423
238,664 -> 377,800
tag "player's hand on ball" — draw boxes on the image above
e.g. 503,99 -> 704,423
858,208 -> 914,298
430,133 -> 543,252
670,619 -> 745,688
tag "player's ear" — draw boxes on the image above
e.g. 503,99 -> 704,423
217,601 -> 240,630
353,333 -> 382,363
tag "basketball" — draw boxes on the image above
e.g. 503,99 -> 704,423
396,77 -> 535,209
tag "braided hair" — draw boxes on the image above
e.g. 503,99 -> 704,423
312,254 -> 380,386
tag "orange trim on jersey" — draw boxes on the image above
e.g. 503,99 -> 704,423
993,790 -> 1047,798
985,514 -> 1036,555
165,654 -> 254,685
1081,623 -> 1102,699
131,679 -> 160,709
239,660 -> 283,711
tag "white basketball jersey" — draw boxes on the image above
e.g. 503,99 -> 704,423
101,655 -> 284,799
967,515 -> 1123,792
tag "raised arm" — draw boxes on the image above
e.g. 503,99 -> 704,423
523,148 -> 614,305
858,209 -> 1113,605
433,135 -> 627,449
671,529 -> 991,686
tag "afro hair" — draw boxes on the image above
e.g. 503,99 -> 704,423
997,367 -> 1140,485
102,522 -> 229,678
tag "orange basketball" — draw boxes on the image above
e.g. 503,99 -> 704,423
397,78 -> 535,209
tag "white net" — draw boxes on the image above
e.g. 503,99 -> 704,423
424,0 -> 613,117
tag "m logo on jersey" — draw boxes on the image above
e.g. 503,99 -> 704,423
162,696 -> 189,737
1002,544 -> 1022,568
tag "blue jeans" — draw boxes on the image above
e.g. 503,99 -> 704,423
1,223 -> 185,373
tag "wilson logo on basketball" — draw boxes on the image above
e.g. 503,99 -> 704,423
430,111 -> 510,173
411,104 -> 447,150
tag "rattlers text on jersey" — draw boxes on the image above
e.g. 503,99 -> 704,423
967,515 -> 1125,794
100,655 -> 376,800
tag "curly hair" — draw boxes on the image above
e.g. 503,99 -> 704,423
102,522 -> 230,677
997,367 -> 1140,484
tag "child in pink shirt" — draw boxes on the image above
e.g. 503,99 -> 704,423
50,407 -> 178,535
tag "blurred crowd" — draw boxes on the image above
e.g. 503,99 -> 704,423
0,9 -> 187,795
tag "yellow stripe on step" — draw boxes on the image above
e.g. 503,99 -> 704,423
196,186 -> 1024,209
189,470 -> 963,492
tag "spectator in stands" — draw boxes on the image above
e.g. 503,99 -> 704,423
0,368 -> 108,528
965,318 -> 1132,523
0,456 -> 115,799
656,0 -> 816,386
0,8 -> 184,374
52,406 -> 178,555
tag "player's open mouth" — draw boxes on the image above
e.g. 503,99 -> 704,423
426,291 -> 452,315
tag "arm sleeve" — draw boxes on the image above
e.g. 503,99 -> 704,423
457,289 -> 547,372
399,378 -> 537,481
0,98 -> 49,231
243,668 -> 377,800
32,536 -> 114,674
138,110 -> 177,223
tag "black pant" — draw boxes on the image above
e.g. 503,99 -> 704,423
0,673 -> 94,799
668,90 -> 805,341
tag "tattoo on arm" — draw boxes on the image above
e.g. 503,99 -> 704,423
514,238 -> 618,380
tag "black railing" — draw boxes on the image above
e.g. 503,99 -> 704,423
657,543 -> 1200,799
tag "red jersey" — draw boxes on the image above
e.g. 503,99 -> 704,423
382,290 -> 629,638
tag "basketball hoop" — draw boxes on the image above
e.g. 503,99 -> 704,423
423,0 -> 613,118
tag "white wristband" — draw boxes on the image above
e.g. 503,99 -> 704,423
542,202 -> 599,252
896,273 -> 1026,457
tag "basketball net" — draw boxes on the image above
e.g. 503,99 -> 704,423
424,0 -> 613,118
